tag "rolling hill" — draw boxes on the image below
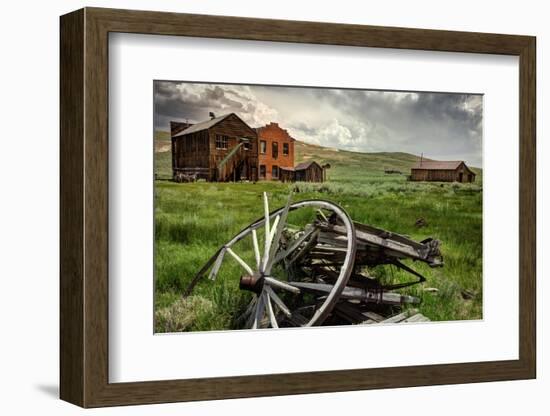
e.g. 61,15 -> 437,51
294,140 -> 424,174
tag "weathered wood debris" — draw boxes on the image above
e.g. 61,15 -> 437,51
186,193 -> 443,328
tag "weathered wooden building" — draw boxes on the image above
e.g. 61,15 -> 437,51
256,122 -> 295,180
410,160 -> 476,183
170,113 -> 258,182
280,161 -> 326,183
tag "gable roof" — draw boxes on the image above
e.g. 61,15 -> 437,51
412,160 -> 463,170
170,121 -> 193,136
295,161 -> 322,171
172,114 -> 231,137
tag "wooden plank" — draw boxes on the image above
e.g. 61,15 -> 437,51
403,314 -> 430,323
333,302 -> 367,323
379,309 -> 418,324
286,311 -> 309,326
362,311 -> 385,322
326,224 -> 424,260
273,226 -> 316,264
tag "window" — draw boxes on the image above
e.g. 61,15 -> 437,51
243,139 -> 252,151
272,141 -> 278,159
260,140 -> 267,154
215,134 -> 228,149
283,143 -> 289,156
272,165 -> 279,179
259,165 -> 266,179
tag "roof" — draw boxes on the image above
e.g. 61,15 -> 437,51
295,161 -> 322,171
172,114 -> 231,137
412,160 -> 465,171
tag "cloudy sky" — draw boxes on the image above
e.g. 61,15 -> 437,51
154,81 -> 483,167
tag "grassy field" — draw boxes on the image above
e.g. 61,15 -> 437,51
154,132 -> 483,332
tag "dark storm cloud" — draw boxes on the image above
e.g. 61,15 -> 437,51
154,81 -> 483,166
280,87 -> 482,165
154,81 -> 279,131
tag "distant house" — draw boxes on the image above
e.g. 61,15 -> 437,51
170,113 -> 258,182
256,122 -> 295,180
280,161 -> 326,183
410,160 -> 476,183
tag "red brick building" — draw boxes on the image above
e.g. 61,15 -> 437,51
256,122 -> 295,180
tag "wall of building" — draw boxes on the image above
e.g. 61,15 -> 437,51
411,166 -> 475,182
173,130 -> 210,171
257,122 -> 295,180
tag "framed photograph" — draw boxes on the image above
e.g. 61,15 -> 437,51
60,7 -> 536,408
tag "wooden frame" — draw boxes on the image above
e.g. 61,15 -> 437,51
60,7 -> 536,408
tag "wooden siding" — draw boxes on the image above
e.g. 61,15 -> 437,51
279,168 -> 295,183
280,162 -> 325,183
296,163 -> 324,182
172,130 -> 210,179
410,162 -> 476,183
209,114 -> 258,181
172,113 -> 258,181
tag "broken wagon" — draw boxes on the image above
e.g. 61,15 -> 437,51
185,193 -> 443,328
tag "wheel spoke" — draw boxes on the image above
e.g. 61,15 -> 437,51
262,214 -> 280,271
265,285 -> 291,317
261,192 -> 271,272
265,292 -> 279,328
237,297 -> 257,324
208,247 -> 226,280
264,276 -> 301,294
226,247 -> 254,275
251,292 -> 265,329
265,193 -> 293,274
269,215 -> 281,242
251,229 -> 261,269
316,208 -> 329,222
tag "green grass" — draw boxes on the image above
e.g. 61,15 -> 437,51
154,134 -> 482,332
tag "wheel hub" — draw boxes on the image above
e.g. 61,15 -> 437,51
239,273 -> 264,294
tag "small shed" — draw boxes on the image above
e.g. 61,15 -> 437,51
410,160 -> 476,183
279,161 -> 326,182
295,161 -> 325,182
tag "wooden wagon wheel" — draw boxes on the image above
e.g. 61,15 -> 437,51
188,193 -> 357,328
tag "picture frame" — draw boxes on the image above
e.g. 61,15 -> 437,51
60,7 -> 536,408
